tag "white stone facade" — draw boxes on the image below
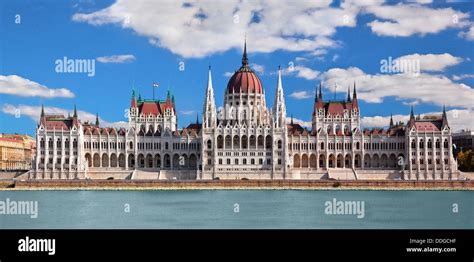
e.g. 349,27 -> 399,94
32,48 -> 458,180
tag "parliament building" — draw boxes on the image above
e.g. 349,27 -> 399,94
32,42 -> 459,180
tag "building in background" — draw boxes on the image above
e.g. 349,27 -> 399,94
452,130 -> 474,155
0,134 -> 35,171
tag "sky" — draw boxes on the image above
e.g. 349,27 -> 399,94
0,0 -> 473,136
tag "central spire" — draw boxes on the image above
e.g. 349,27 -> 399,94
242,36 -> 248,66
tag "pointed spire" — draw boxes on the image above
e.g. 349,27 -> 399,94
318,82 -> 322,99
347,86 -> 351,102
353,81 -> 357,98
167,86 -> 170,100
389,113 -> 394,127
273,66 -> 287,128
73,104 -> 77,118
203,66 -> 216,128
196,113 -> 199,125
41,104 -> 45,117
352,81 -> 358,109
95,113 -> 100,126
242,35 -> 248,66
410,105 -> 415,119
138,91 -> 142,103
130,87 -> 137,108
291,115 -> 294,125
442,105 -> 448,127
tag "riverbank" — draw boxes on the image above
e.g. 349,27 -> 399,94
0,179 -> 472,190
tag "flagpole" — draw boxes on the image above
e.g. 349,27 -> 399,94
153,83 -> 155,101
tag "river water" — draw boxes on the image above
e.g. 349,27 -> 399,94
0,190 -> 472,229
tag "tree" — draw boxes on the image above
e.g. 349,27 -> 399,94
457,149 -> 474,171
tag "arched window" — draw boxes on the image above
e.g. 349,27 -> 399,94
207,140 -> 212,149
320,142 -> 324,150
217,135 -> 223,149
443,139 -> 448,148
277,140 -> 282,149
129,141 -> 133,150
419,139 -> 424,149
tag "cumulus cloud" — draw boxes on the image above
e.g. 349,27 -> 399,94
394,53 -> 462,72
251,63 -> 265,74
318,66 -> 474,109
283,66 -> 319,80
0,75 -> 75,98
72,0 -> 360,58
289,91 -> 314,100
366,4 -> 470,37
458,25 -> 474,40
361,109 -> 474,132
96,54 -> 136,63
1,104 -> 127,128
452,74 -> 474,81
286,117 -> 311,128
288,109 -> 473,132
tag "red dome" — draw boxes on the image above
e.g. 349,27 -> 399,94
226,39 -> 263,94
226,67 -> 263,94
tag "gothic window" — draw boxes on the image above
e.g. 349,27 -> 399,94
419,139 -> 424,149
435,139 -> 440,148
443,139 -> 448,148
207,140 -> 212,149
427,139 -> 432,149
277,140 -> 282,149
217,135 -> 223,149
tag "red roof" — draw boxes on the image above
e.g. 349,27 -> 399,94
227,67 -> 263,94
138,100 -> 175,116
414,121 -> 441,131
326,102 -> 350,115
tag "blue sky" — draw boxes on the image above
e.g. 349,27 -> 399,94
1,0 -> 473,136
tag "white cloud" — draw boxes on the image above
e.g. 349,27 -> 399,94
286,117 -> 311,128
395,53 -> 462,72
1,104 -> 127,128
72,0 -> 359,58
96,54 -> 136,63
289,91 -> 313,100
452,74 -> 474,81
251,63 -> 265,74
223,72 -> 234,77
361,114 -> 408,128
402,100 -> 420,106
318,67 -> 474,109
0,75 -> 75,98
332,54 -> 339,62
366,4 -> 470,37
361,109 -> 474,132
458,25 -> 474,40
295,57 -> 309,62
180,110 -> 195,116
284,66 -> 319,80
413,0 -> 432,3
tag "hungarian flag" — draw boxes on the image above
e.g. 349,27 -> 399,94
153,82 -> 159,88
